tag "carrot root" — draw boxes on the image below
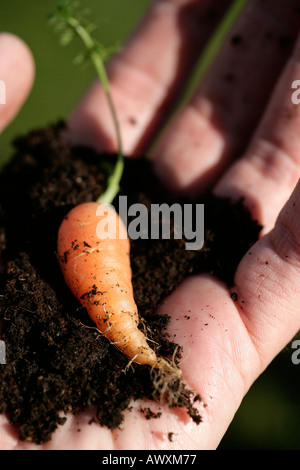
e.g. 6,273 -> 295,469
57,202 -> 181,377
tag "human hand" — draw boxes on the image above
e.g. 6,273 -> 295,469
1,0 -> 300,450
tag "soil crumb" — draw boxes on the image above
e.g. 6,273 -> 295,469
0,122 -> 262,444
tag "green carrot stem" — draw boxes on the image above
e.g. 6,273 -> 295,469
66,16 -> 124,205
181,0 -> 248,103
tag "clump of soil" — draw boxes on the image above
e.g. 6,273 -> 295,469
0,122 -> 261,444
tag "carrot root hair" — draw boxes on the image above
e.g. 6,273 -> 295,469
155,356 -> 182,378
149,344 -> 183,405
151,366 -> 183,406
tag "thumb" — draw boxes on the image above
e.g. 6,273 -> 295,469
233,178 -> 300,370
0,33 -> 35,133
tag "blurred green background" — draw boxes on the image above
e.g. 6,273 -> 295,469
0,0 -> 152,163
1,0 -> 300,450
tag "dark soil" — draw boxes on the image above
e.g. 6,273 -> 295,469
0,122 -> 262,444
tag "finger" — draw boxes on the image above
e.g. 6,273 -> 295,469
67,0 -> 231,154
215,32 -> 300,234
0,33 -> 35,133
152,0 -> 300,196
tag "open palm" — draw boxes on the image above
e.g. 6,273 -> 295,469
1,0 -> 300,450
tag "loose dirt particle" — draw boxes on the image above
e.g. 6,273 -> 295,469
231,34 -> 242,45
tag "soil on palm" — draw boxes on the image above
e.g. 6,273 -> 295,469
0,122 -> 262,444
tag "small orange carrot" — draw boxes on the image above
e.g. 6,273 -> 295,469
57,201 -> 180,375
52,5 -> 180,378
